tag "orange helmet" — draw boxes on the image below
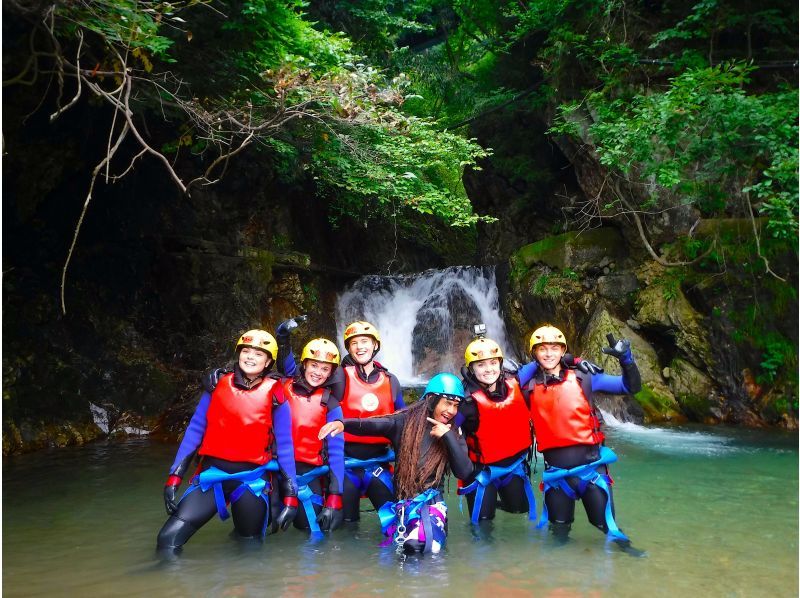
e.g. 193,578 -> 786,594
301,338 -> 340,366
343,320 -> 381,351
236,329 -> 278,360
529,325 -> 567,353
464,337 -> 504,367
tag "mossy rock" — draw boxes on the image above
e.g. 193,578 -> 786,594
510,228 -> 625,280
634,385 -> 686,422
668,358 -> 718,421
635,282 -> 713,369
583,305 -> 683,422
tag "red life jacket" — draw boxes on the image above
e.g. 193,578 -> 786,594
340,366 -> 394,445
467,379 -> 532,464
199,373 -> 279,464
528,369 -> 605,452
284,379 -> 328,466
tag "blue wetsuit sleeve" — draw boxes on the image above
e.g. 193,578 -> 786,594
589,372 -> 629,394
517,361 -> 539,387
282,351 -> 298,377
325,405 -> 345,495
273,399 -> 297,485
390,374 -> 405,409
168,391 -> 211,474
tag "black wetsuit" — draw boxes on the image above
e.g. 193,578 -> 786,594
458,369 -> 533,520
329,355 -> 405,521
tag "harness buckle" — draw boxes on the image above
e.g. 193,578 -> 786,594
394,504 -> 407,546
372,466 -> 384,478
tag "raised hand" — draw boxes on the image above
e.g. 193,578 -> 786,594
427,417 -> 452,439
601,333 -> 633,363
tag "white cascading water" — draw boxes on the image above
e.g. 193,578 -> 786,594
335,266 -> 517,386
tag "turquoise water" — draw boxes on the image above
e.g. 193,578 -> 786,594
3,424 -> 797,597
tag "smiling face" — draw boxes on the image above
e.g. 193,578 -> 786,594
347,335 -> 377,366
238,346 -> 271,378
534,343 -> 566,374
431,395 -> 460,424
471,357 -> 502,388
304,359 -> 334,387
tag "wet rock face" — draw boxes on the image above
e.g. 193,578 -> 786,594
504,222 -> 795,427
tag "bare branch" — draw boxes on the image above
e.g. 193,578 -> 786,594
61,122 -> 130,314
610,177 -> 715,267
745,190 -> 786,282
49,29 -> 83,122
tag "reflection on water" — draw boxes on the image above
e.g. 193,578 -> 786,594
3,429 -> 798,597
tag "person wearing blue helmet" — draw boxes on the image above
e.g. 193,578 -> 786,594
318,373 -> 475,554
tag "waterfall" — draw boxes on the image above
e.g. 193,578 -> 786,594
335,266 -> 517,386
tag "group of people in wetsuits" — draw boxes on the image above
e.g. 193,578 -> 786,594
156,318 -> 643,556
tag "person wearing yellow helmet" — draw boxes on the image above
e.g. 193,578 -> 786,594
318,373 -> 475,554
325,320 -> 406,523
277,338 -> 346,535
156,329 -> 299,552
525,325 -> 644,555
455,336 -> 537,524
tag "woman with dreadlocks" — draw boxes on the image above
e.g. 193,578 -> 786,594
318,373 -> 474,554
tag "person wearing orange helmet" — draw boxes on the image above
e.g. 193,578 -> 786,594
326,321 -> 406,522
156,329 -> 299,552
278,338 -> 346,535
525,324 -> 643,555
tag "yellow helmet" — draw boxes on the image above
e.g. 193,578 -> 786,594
301,338 -> 340,366
236,329 -> 278,360
529,325 -> 567,353
464,337 -> 504,367
343,321 -> 381,350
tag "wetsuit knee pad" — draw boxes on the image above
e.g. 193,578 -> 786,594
157,516 -> 199,549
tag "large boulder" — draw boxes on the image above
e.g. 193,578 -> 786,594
510,227 -> 626,274
583,305 -> 684,422
667,357 -> 718,422
634,267 -> 713,369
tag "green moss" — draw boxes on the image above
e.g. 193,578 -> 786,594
634,384 -> 683,422
244,249 -> 275,287
676,393 -> 713,420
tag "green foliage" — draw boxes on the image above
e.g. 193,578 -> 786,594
757,334 -> 795,384
531,273 -> 559,298
313,110 -> 493,226
56,0 -> 180,57
576,63 -> 798,246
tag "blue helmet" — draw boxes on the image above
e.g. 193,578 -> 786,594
423,373 -> 465,401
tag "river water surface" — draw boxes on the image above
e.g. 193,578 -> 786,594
4,423 -> 797,597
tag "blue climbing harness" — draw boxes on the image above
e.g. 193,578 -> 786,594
296,465 -> 330,536
377,488 -> 442,550
344,449 -> 395,496
457,455 -> 536,525
537,446 -> 628,541
182,460 -> 280,537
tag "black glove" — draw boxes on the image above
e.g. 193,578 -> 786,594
276,315 -> 307,341
316,494 -> 344,531
275,502 -> 298,531
575,358 -> 604,375
602,334 -> 633,364
274,476 -> 299,530
164,476 -> 182,515
201,367 -> 229,393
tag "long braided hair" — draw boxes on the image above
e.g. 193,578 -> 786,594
392,395 -> 449,500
